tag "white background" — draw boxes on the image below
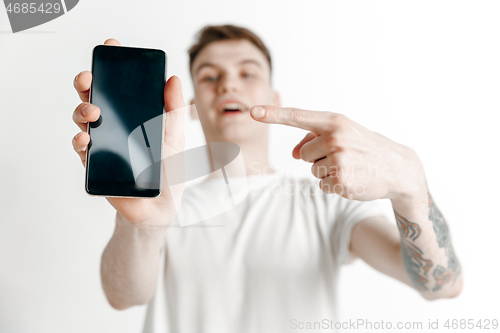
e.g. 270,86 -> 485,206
1,0 -> 499,332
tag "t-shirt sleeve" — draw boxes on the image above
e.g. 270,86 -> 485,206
330,197 -> 394,266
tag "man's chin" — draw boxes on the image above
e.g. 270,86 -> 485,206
212,129 -> 259,145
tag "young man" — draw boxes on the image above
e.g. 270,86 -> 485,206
71,25 -> 462,332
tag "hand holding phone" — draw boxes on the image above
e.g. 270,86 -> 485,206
71,39 -> 186,226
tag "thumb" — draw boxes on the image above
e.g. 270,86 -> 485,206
163,76 -> 186,154
165,75 -> 185,112
292,132 -> 317,159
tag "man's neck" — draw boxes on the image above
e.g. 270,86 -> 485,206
204,134 -> 275,180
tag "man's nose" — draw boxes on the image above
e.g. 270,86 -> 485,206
217,75 -> 239,94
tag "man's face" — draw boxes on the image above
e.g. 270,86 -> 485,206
190,39 -> 279,143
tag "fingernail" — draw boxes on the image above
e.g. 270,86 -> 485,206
74,72 -> 81,82
82,104 -> 96,116
251,106 -> 266,119
74,132 -> 83,140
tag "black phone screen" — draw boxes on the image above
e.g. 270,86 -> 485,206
85,45 -> 166,197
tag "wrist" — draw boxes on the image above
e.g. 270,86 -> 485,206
391,193 -> 428,220
388,145 -> 426,196
388,146 -> 429,220
115,211 -> 170,245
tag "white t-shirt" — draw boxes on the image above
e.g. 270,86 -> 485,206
142,171 -> 392,333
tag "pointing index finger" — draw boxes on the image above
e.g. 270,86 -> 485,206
250,105 -> 332,133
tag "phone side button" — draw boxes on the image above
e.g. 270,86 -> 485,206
90,115 -> 103,128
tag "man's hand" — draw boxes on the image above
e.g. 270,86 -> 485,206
250,105 -> 428,204
251,105 -> 463,299
72,38 -> 186,226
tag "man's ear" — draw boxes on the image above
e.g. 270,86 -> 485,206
272,91 -> 281,107
189,99 -> 199,120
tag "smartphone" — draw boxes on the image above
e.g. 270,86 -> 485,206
85,45 -> 166,198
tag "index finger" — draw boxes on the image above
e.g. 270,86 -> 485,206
73,39 -> 122,102
73,70 -> 91,102
250,105 -> 333,133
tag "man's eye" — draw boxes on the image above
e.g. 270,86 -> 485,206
242,72 -> 253,78
203,76 -> 218,82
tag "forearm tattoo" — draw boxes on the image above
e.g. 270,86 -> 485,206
394,210 -> 433,291
428,193 -> 461,291
394,192 -> 461,292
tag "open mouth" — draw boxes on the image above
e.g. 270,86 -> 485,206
220,103 -> 247,114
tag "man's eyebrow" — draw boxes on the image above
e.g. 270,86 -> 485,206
194,59 -> 264,75
194,62 -> 217,76
238,59 -> 263,68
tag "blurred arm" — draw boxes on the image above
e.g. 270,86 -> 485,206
100,212 -> 169,309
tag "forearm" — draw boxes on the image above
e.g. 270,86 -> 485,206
101,212 -> 169,309
391,191 -> 463,300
